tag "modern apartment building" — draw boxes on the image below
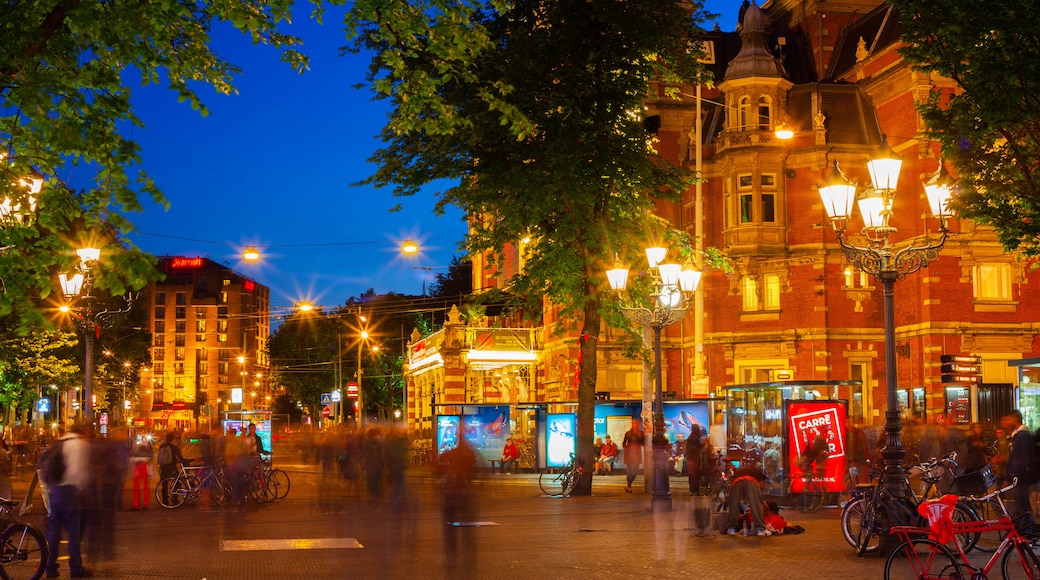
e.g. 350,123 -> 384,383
139,256 -> 270,431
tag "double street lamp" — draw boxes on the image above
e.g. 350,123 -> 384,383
606,248 -> 701,512
59,247 -> 135,424
817,140 -> 954,503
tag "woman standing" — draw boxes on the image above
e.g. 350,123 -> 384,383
684,426 -> 705,495
622,418 -> 644,493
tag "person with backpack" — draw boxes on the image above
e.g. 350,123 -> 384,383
42,423 -> 94,578
156,432 -> 186,506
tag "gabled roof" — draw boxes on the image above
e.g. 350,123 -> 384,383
828,4 -> 904,80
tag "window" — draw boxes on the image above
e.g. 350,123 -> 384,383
757,96 -> 772,130
152,363 -> 164,375
153,335 -> 164,347
974,263 -> 1012,300
155,307 -> 165,319
850,361 -> 870,422
196,320 -> 206,333
844,267 -> 870,288
742,276 -> 759,311
738,96 -> 751,130
218,362 -> 229,376
153,349 -> 165,361
198,361 -> 209,375
219,291 -> 228,304
175,348 -> 185,361
174,335 -> 185,347
175,320 -> 186,333
218,350 -> 230,361
222,279 -> 231,287
218,306 -> 228,317
762,194 -> 775,222
174,363 -> 185,375
175,306 -> 186,319
154,321 -> 165,333
155,293 -> 166,305
218,376 -> 229,385
195,307 -> 207,319
217,334 -> 228,343
763,273 -> 781,310
217,320 -> 228,333
175,292 -> 186,305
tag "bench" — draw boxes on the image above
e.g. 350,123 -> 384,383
488,459 -> 502,473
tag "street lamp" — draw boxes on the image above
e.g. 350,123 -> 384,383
817,141 -> 954,505
59,246 -> 135,425
606,247 -> 701,512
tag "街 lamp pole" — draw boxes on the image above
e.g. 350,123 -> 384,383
606,248 -> 701,513
60,247 -> 135,425
817,141 -> 953,509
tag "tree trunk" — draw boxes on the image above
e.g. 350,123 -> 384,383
570,294 -> 601,496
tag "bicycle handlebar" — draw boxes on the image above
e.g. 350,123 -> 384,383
963,477 -> 1017,503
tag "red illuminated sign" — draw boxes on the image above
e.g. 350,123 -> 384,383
786,400 -> 848,493
170,257 -> 204,269
244,280 -> 255,292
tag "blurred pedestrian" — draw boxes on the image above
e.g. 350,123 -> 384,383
129,437 -> 153,510
685,426 -> 705,495
1006,411 -> 1033,528
726,464 -> 768,537
622,418 -> 644,493
964,422 -> 989,470
0,437 -> 12,500
363,427 -> 385,498
438,437 -> 477,571
86,430 -> 127,562
386,427 -> 409,502
43,424 -> 94,578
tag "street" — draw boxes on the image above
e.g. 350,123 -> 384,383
14,465 -> 886,579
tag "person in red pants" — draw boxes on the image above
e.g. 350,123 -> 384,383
129,438 -> 153,510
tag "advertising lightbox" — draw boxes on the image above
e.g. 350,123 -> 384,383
786,400 -> 848,493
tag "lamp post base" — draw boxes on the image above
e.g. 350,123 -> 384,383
651,438 -> 672,512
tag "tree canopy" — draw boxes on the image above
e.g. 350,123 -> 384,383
0,0 -> 326,332
891,0 -> 1040,255
346,0 -> 715,493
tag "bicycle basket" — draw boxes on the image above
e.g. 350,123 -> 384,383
950,464 -> 996,496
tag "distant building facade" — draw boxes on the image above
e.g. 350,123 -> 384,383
139,256 -> 270,431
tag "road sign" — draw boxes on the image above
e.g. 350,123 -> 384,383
321,393 -> 333,405
347,382 -> 359,398
322,405 -> 333,419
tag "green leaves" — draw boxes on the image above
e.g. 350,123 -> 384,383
891,0 -> 1040,255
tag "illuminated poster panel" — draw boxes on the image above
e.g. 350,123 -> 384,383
545,413 -> 576,467
460,407 -> 511,463
786,400 -> 848,493
437,416 -> 460,454
662,402 -> 710,440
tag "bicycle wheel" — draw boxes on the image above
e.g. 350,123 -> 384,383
856,502 -> 880,556
267,469 -> 290,500
840,497 -> 868,549
155,477 -> 188,509
561,471 -> 579,497
1001,539 -> 1040,580
539,468 -> 566,496
950,502 -> 980,555
884,539 -> 964,580
803,477 -> 825,513
212,474 -> 233,507
0,523 -> 46,580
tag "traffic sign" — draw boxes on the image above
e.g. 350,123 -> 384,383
347,382 -> 359,398
322,405 -> 333,419
320,393 -> 333,405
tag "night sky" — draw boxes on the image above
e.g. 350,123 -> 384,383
123,1 -> 742,311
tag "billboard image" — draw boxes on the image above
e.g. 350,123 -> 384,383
437,416 -> 460,454
786,400 -> 847,493
460,407 -> 511,463
662,402 -> 710,441
546,413 -> 576,467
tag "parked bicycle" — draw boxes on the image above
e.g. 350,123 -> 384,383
840,452 -> 981,556
884,479 -> 1039,579
155,461 -> 232,509
785,469 -> 825,513
0,497 -> 46,580
539,454 -> 585,497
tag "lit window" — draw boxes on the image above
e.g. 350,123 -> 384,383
763,273 -> 780,310
196,320 -> 206,333
742,276 -> 759,311
974,263 -> 1011,300
738,96 -> 751,130
757,96 -> 771,130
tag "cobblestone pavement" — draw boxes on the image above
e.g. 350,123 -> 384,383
10,465 -> 889,579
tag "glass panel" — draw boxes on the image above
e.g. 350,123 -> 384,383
740,194 -> 753,223
762,193 -> 775,222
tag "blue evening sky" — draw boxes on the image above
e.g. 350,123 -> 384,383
124,1 -> 742,311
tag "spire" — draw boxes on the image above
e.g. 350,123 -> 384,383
724,1 -> 788,81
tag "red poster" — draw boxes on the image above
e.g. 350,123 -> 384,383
786,400 -> 847,493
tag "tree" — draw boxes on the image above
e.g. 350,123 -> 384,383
346,0 -> 716,494
891,0 -> 1040,255
0,1 -> 326,332
428,256 -> 472,302
0,328 -> 79,425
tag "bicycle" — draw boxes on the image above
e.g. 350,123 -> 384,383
785,469 -> 825,513
155,461 -> 232,509
0,497 -> 46,580
883,479 -> 1039,579
840,453 -> 981,556
539,454 -> 585,497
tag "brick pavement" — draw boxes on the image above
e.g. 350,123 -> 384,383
8,465 -> 888,579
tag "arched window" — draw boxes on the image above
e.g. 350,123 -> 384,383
738,96 -> 751,131
757,96 -> 772,130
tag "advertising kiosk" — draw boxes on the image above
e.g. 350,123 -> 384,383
725,380 -> 857,499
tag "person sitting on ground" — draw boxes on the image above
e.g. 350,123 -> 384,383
501,437 -> 520,474
596,435 -> 618,475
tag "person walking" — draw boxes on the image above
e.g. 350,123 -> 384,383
43,424 -> 94,578
685,426 -> 705,494
622,419 -> 644,493
1006,410 -> 1034,528
129,438 -> 153,510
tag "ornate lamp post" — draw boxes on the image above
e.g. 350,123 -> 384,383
59,246 -> 135,424
817,141 -> 954,504
606,248 -> 701,512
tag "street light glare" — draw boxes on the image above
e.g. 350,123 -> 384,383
401,240 -> 419,255
242,246 -> 261,261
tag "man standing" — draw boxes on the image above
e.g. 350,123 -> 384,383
622,418 -> 644,493
43,424 -> 93,578
1006,410 -> 1034,529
